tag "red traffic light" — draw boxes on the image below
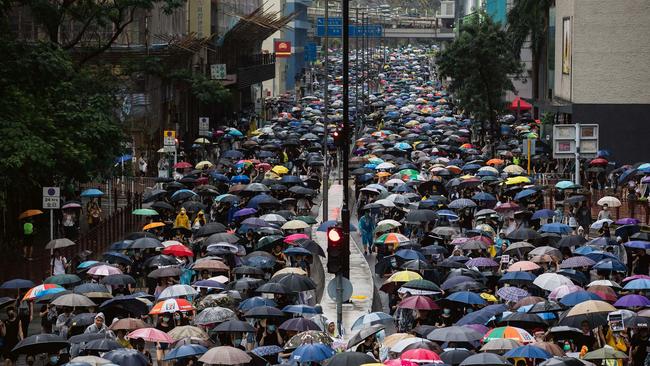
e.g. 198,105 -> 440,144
328,227 -> 342,242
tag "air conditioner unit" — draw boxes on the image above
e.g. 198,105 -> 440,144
438,1 -> 455,18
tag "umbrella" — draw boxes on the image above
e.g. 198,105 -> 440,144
252,345 -> 284,357
164,344 -> 209,360
100,274 -> 136,286
18,209 -> 43,220
583,347 -> 628,360
275,274 -> 317,292
127,328 -> 174,343
284,331 -> 333,349
503,344 -> 552,359
326,352 -> 376,366
559,300 -> 616,328
614,294 -> 650,308
533,273 -> 573,291
12,334 -> 69,354
538,357 -> 584,366
82,338 -> 122,352
167,325 -> 209,341
597,196 -> 621,207
244,305 -> 286,318
22,284 -> 65,300
1,279 -> 35,289
81,189 -> 104,198
560,256 -> 596,269
347,324 -> 386,349
194,307 -> 235,325
70,355 -> 112,365
103,349 -> 149,366
280,318 -> 321,332
132,208 -> 159,216
480,338 -> 521,354
459,353 -> 512,366
484,326 -> 535,344
401,349 -> 442,363
147,266 -> 182,278
496,287 -> 530,303
108,318 -> 149,331
149,299 -> 194,314
44,274 -> 82,286
214,319 -> 256,333
292,343 -> 335,363
398,295 -> 440,310
445,291 -> 487,305
157,284 -> 198,300
351,312 -> 395,330
427,326 -> 483,343
441,349 -> 473,365
45,238 -> 76,250
199,346 -> 252,365
51,293 -> 95,307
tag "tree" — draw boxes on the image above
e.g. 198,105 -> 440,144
0,38 -> 125,205
0,0 -> 183,65
437,12 -> 523,149
507,0 -> 552,110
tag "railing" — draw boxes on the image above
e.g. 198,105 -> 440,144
66,193 -> 144,259
80,176 -> 157,212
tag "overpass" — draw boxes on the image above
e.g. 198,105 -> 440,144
383,27 -> 454,40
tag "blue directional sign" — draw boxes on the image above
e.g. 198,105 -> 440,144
317,17 -> 343,26
316,24 -> 384,38
316,25 -> 343,37
304,42 -> 318,63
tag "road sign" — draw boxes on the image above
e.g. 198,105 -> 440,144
274,40 -> 292,57
327,276 -> 353,302
553,124 -> 599,159
164,130 -> 176,152
316,24 -> 384,38
317,17 -> 343,26
43,187 -> 60,209
210,64 -> 226,80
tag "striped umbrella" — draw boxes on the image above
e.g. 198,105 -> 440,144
484,326 -> 535,344
149,299 -> 194,314
375,233 -> 410,246
496,287 -> 530,302
466,257 -> 499,268
22,284 -> 65,301
351,312 -> 394,330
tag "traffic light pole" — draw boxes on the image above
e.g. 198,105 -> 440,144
340,0 -> 351,337
322,0 -> 329,222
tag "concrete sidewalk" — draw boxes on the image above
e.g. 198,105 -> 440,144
313,184 -> 374,340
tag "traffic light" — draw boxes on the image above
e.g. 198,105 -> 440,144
332,129 -> 341,147
327,225 -> 346,274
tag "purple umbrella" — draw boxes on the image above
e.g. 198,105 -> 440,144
613,294 -> 650,308
560,256 -> 596,269
466,257 -> 499,268
496,287 -> 530,302
234,208 -> 257,218
616,218 -> 640,225
465,323 -> 489,335
441,276 -> 477,291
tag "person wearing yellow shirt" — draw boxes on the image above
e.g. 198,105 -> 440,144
604,328 -> 629,366
174,208 -> 191,230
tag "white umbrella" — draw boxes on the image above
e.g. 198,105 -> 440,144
587,280 -> 622,289
45,238 -> 75,250
281,220 -> 309,230
590,219 -> 614,230
385,179 -> 405,187
391,337 -> 432,353
386,194 -> 410,206
157,284 -> 198,300
260,214 -> 287,224
597,196 -> 621,207
376,162 -> 396,170
374,199 -> 396,208
533,273 -> 573,291
71,356 -> 111,366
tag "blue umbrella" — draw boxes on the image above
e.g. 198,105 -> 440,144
516,304 -> 556,321
282,305 -> 320,315
593,258 -> 627,272
115,154 -> 132,164
559,291 -> 601,306
351,312 -> 394,330
170,189 -> 197,201
81,188 -> 104,198
109,240 -> 133,250
514,189 -> 537,201
230,175 -> 250,184
624,241 -> 650,250
540,223 -> 572,234
222,150 -> 244,159
245,256 -> 276,269
504,345 -> 552,360
456,304 -> 508,325
532,209 -> 556,220
247,194 -> 280,209
462,163 -> 481,171
192,280 -> 225,290
435,209 -> 459,221
227,128 -> 243,137
618,168 -> 637,183
164,344 -> 208,360
624,279 -> 650,291
238,296 -> 276,311
1,279 -> 35,289
77,260 -> 100,270
102,252 -> 133,265
498,271 -> 537,284
291,343 -> 335,363
210,172 -> 230,182
445,291 -> 487,305
616,225 -> 640,238
103,348 -> 149,366
284,247 -> 313,256
317,220 -> 357,232
395,249 -> 426,261
472,192 -> 496,203
585,251 -> 617,262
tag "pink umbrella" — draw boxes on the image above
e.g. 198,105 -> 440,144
623,274 -> 650,282
284,233 -> 309,243
465,323 -> 490,335
384,359 -> 418,366
128,327 -> 174,343
549,284 -> 583,300
397,295 -> 440,310
401,349 -> 442,363
507,261 -> 540,272
87,264 -> 122,276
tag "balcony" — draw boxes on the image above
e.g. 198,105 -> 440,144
212,53 -> 276,89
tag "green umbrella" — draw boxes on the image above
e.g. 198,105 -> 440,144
132,208 -> 159,216
294,215 -> 317,225
257,235 -> 284,250
44,274 -> 82,286
583,347 -> 628,360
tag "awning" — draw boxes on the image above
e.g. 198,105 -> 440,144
219,6 -> 296,48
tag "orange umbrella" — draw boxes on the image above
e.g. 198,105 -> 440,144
507,261 -> 541,272
19,209 -> 43,220
143,222 -> 166,230
486,158 -> 505,166
446,165 -> 461,174
376,172 -> 391,177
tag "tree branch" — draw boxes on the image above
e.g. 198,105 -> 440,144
76,6 -> 135,66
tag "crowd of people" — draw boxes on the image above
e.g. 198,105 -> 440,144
2,44 -> 650,366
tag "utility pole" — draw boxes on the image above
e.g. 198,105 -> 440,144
339,0 -> 351,338
322,0 -> 330,222
354,7 -> 360,124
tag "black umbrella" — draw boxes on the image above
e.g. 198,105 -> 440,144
556,235 -> 587,248
507,228 -> 540,241
100,274 -> 136,286
539,357 -> 584,366
347,324 -> 385,349
148,266 -> 182,278
213,319 -> 256,333
326,351 -> 376,366
195,222 -> 227,237
131,237 -> 163,249
100,295 -> 150,317
460,353 -> 511,366
143,255 -> 178,269
404,209 -> 437,223
294,239 -> 326,257
82,337 -> 123,352
69,333 -> 108,344
233,266 -> 265,276
150,201 -> 174,211
273,274 -> 317,292
279,318 -> 321,332
527,301 -> 564,314
143,189 -> 167,203
103,348 -> 149,366
441,349 -> 472,366
70,313 -> 96,329
427,326 -> 483,343
244,306 -> 286,318
226,278 -> 265,291
206,232 -> 240,244
496,312 -> 547,328
12,334 -> 69,355
256,282 -> 292,295
124,231 -> 156,240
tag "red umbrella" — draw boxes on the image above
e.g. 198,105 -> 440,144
397,295 -> 440,310
401,349 -> 442,363
127,327 -> 174,343
495,202 -> 520,212
590,158 -> 608,166
174,161 -> 192,169
284,233 -> 309,243
162,244 -> 193,257
508,97 -> 532,111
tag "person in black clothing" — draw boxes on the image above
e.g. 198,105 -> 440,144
633,249 -> 650,275
3,307 -> 22,364
631,327 -> 649,366
574,320 -> 597,351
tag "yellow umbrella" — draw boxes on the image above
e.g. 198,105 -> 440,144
272,165 -> 289,175
376,172 -> 391,177
195,161 -> 213,169
143,222 -> 166,230
481,293 -> 498,303
387,270 -> 422,283
273,267 -> 308,277
505,176 -> 531,185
